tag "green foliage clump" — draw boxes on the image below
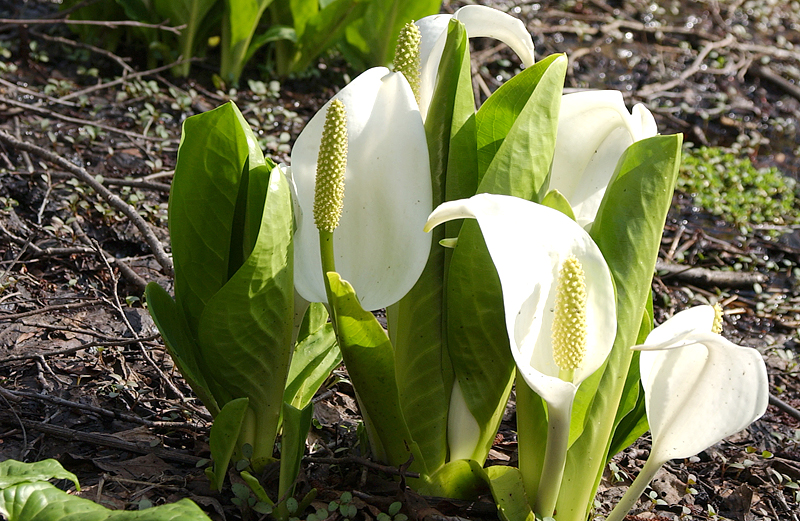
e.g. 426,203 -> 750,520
678,145 -> 800,233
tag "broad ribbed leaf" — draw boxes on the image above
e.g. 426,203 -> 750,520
0,482 -> 210,520
475,53 -> 565,191
389,19 -> 467,473
170,102 -> 265,336
197,167 -> 294,470
556,135 -> 682,521
0,460 -> 78,491
444,55 -> 566,457
326,272 -> 423,473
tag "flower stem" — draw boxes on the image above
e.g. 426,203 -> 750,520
605,456 -> 664,521
535,400 -> 573,519
318,230 -> 337,327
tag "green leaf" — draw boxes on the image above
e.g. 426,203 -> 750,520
197,166 -> 294,470
326,272 -> 423,472
485,466 -> 535,521
0,481 -> 211,520
0,459 -> 78,491
144,282 -> 221,416
169,101 -> 265,337
342,0 -> 441,66
476,53 -> 566,199
283,320 -> 340,410
220,0 -> 274,83
209,397 -> 249,491
389,18 -> 468,474
556,134 -> 682,521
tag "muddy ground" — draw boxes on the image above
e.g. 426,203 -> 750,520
0,0 -> 799,520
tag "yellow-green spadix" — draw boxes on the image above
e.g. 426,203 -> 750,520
424,193 -> 616,411
291,67 -> 432,312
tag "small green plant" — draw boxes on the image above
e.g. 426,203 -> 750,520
678,145 -> 800,234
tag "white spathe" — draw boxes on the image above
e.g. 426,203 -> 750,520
291,67 -> 432,311
635,306 -> 769,463
415,5 -> 536,120
425,193 -> 616,410
550,90 -> 658,228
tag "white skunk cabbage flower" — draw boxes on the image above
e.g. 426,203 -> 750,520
415,5 -> 536,119
636,305 -> 769,464
607,305 -> 769,521
291,67 -> 432,311
550,90 -> 658,228
425,193 -> 616,517
426,193 -> 615,409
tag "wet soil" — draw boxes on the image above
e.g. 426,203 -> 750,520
0,1 -> 799,520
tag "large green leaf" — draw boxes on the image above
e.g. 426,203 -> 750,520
144,282 -> 221,416
475,53 -> 566,198
389,19 -> 468,473
0,481 -> 210,521
555,134 -> 682,521
169,102 -> 264,336
326,272 -> 423,472
220,0 -> 274,83
444,55 -> 566,459
342,0 -> 442,67
0,460 -> 210,521
0,460 -> 78,491
197,167 -> 294,470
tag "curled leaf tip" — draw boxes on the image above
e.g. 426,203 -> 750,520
394,22 -> 422,104
552,255 -> 588,382
712,303 -> 724,334
313,99 -> 348,232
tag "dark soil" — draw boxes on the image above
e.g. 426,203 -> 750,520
0,1 -> 799,520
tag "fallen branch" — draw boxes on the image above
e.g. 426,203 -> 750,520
655,260 -> 768,289
0,18 -> 184,35
0,131 -> 174,277
0,413 -> 203,465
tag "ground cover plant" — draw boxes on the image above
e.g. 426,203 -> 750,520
0,1 -> 799,520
